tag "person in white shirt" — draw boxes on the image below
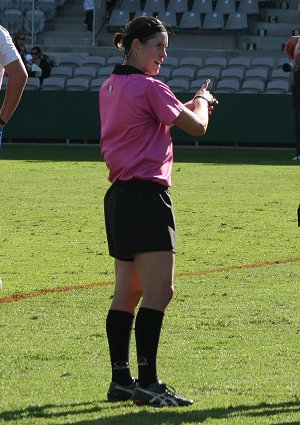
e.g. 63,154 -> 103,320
0,25 -> 27,136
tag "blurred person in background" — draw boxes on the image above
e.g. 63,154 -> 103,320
30,47 -> 52,87
284,35 -> 300,160
83,0 -> 94,31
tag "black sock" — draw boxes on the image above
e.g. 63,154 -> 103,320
135,307 -> 164,388
106,309 -> 135,385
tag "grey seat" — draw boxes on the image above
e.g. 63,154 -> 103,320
41,77 -> 66,90
107,9 -> 130,28
237,0 -> 259,14
51,66 -> 74,79
36,0 -> 57,21
116,0 -> 141,12
59,56 -> 82,69
244,68 -> 269,82
190,77 -> 217,91
191,0 -> 213,13
251,57 -> 275,71
202,12 -> 225,29
270,68 -> 288,81
178,56 -> 203,70
157,10 -> 177,27
143,0 -> 165,13
227,56 -> 251,70
107,55 -> 123,66
162,56 -> 179,71
25,77 -> 41,90
65,78 -> 90,91
81,56 -> 106,69
225,12 -> 248,30
24,9 -> 45,33
204,57 -> 228,70
239,79 -> 265,93
167,78 -> 190,92
265,80 -> 290,93
167,0 -> 189,13
221,67 -> 245,81
216,78 -> 240,92
2,8 -> 23,33
215,0 -> 236,14
171,67 -> 196,81
177,11 -> 201,29
90,77 -> 107,91
74,66 -> 98,80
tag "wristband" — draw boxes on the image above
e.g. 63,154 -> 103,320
194,95 -> 211,105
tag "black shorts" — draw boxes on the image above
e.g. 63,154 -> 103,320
104,179 -> 176,261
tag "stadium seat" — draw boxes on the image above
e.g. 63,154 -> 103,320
215,0 -> 236,15
14,0 -> 33,12
191,0 -> 213,13
270,68 -> 288,81
24,9 -> 45,34
179,56 -> 203,70
177,11 -> 201,29
244,68 -> 269,82
143,0 -> 165,13
154,67 -> 171,82
116,0 -> 141,12
265,80 -> 290,93
251,57 -> 275,72
190,77 -> 217,91
58,56 -> 82,68
202,12 -> 225,29
36,0 -> 57,21
204,57 -> 228,70
157,10 -> 177,27
171,67 -> 196,81
90,77 -> 107,91
227,56 -> 251,70
167,0 -> 189,13
65,78 -> 90,91
239,79 -> 265,93
196,68 -> 221,87
237,0 -> 259,15
74,66 -> 98,80
2,8 -> 23,33
225,12 -> 248,30
106,55 -> 123,66
25,77 -> 41,90
81,56 -> 106,69
50,66 -> 74,79
221,67 -> 245,81
42,77 -> 66,90
162,56 -> 179,71
167,78 -> 190,92
215,78 -> 240,92
107,9 -> 130,28
98,66 -> 114,78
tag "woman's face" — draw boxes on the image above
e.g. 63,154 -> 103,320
133,31 -> 168,75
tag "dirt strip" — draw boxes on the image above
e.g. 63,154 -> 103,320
1,257 -> 299,304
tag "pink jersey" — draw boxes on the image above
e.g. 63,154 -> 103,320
99,65 -> 185,187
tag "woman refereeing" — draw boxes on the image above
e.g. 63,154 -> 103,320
99,15 -> 218,407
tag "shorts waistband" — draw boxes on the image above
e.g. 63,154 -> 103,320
113,179 -> 168,190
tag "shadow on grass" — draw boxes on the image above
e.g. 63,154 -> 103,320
0,400 -> 299,424
0,144 -> 298,165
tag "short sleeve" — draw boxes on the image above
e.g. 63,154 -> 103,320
0,26 -> 20,67
145,79 -> 185,126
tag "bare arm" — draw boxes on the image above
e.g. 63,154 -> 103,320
0,58 -> 27,126
173,80 -> 218,136
294,38 -> 300,68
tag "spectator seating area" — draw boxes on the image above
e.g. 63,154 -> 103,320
107,0 -> 262,31
2,53 -> 290,93
0,0 -> 65,35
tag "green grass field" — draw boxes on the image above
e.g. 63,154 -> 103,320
0,145 -> 299,425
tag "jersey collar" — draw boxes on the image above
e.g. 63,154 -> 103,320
112,64 -> 145,75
